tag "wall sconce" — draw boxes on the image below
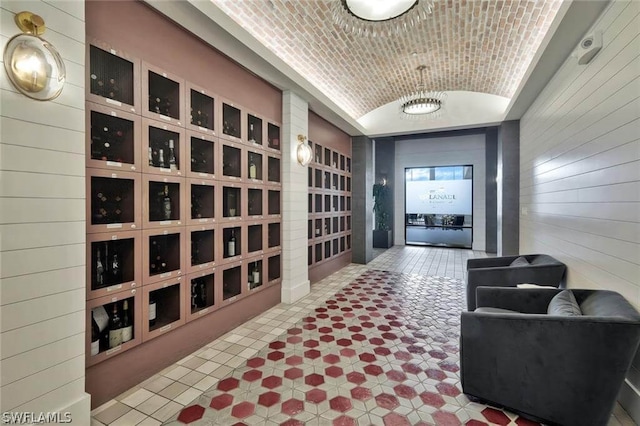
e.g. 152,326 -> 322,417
3,11 -> 66,101
296,134 -> 313,166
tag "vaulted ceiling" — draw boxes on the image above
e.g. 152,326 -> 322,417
210,0 -> 563,121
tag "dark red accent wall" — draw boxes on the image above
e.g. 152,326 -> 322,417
86,0 -> 281,121
85,0 -> 282,408
308,111 -> 352,283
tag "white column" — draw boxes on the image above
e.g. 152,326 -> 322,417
281,91 -> 310,303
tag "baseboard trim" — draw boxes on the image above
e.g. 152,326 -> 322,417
62,392 -> 91,425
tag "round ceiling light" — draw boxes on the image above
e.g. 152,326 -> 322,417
344,0 -> 418,22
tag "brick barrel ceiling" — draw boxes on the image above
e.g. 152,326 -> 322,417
211,0 -> 563,120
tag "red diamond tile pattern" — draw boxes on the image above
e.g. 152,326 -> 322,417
171,270 -> 540,425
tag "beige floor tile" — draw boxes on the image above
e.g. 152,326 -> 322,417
110,409 -> 147,426
158,382 -> 190,400
193,375 -> 220,392
162,365 -> 192,381
120,388 -> 155,408
150,400 -> 183,422
137,395 -> 172,416
174,388 -> 203,406
143,375 -> 174,393
178,370 -> 206,387
92,402 -> 131,425
136,417 -> 162,426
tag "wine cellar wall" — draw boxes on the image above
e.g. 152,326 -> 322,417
85,0 -> 283,408
307,112 -> 353,283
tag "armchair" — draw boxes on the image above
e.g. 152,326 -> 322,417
460,287 -> 640,426
465,254 -> 566,311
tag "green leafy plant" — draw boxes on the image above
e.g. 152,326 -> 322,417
373,183 -> 390,231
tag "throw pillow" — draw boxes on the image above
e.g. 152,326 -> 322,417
548,290 -> 582,316
510,256 -> 530,267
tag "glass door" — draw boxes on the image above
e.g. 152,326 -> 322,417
404,165 -> 473,248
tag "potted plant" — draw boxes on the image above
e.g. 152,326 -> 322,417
373,183 -> 393,248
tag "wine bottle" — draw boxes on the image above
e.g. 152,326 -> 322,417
108,303 -> 123,349
199,280 -> 206,307
111,249 -> 120,282
148,147 -> 154,167
121,300 -> 132,343
168,139 -> 178,171
149,293 -> 157,327
163,185 -> 172,220
248,123 -> 256,143
191,280 -> 198,310
249,158 -> 257,179
96,247 -> 104,287
252,261 -> 260,286
158,148 -> 166,168
91,311 -> 100,356
228,230 -> 236,257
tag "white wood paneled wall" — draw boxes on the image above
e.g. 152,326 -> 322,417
394,134 -> 487,251
0,0 -> 90,421
520,0 -> 640,308
281,91 -> 310,303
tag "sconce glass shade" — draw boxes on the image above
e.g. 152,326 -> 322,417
4,33 -> 66,100
296,142 -> 313,166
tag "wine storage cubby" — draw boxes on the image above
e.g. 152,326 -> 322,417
222,225 -> 242,261
247,150 -> 263,182
87,290 -> 141,367
267,254 -> 281,283
222,262 -> 242,301
188,179 -> 215,225
186,268 -> 216,321
247,223 -> 264,254
267,122 -> 280,151
143,176 -> 184,228
188,225 -> 215,273
142,228 -> 184,285
247,113 -> 263,146
88,170 -> 141,233
267,222 -> 281,250
188,84 -> 216,135
143,119 -> 185,176
87,103 -> 141,171
143,277 -> 185,342
307,142 -> 352,272
222,185 -> 242,220
87,231 -> 141,300
246,257 -> 263,291
87,41 -> 139,114
222,101 -> 242,141
247,187 -> 263,218
221,143 -> 242,180
86,36 -> 283,370
268,190 -> 281,216
187,132 -> 216,179
267,156 -> 281,183
143,63 -> 184,126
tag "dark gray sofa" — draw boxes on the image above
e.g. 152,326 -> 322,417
460,287 -> 640,426
465,254 -> 566,311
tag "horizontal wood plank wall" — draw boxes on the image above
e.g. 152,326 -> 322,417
0,0 -> 90,420
519,1 -> 640,421
308,111 -> 352,283
519,0 -> 639,307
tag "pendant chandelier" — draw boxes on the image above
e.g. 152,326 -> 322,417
399,65 -> 446,118
332,0 -> 435,38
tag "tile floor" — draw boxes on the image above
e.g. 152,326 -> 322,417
91,246 -> 636,426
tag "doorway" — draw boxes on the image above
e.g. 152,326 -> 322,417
404,165 -> 473,248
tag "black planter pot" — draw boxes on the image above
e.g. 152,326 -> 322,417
373,230 -> 393,248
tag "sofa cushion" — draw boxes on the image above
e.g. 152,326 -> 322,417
510,256 -> 530,267
548,290 -> 582,316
